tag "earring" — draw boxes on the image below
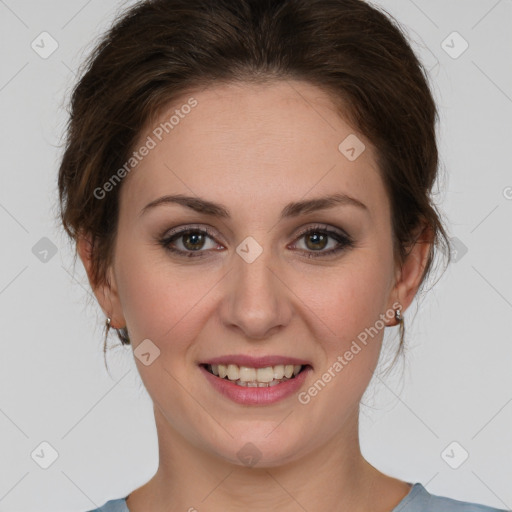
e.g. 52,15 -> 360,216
105,316 -> 130,345
106,316 -> 127,330
395,308 -> 403,323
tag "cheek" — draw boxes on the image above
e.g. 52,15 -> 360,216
297,253 -> 390,343
115,226 -> 392,353
298,260 -> 388,414
114,244 -> 207,347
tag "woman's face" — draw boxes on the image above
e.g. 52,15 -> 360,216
95,80 -> 408,466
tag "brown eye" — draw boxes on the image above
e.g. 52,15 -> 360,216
304,232 -> 329,251
181,232 -> 207,251
160,227 -> 221,258
159,224 -> 354,260
292,225 -> 355,259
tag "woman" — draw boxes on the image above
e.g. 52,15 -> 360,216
57,0 -> 507,510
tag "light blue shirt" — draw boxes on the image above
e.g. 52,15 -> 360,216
85,482 -> 509,511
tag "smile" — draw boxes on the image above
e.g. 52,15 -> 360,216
200,362 -> 312,405
204,363 -> 305,387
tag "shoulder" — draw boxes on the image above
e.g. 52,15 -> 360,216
84,497 -> 129,512
395,483 -> 509,512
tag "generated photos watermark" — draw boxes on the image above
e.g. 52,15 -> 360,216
93,97 -> 198,200
297,301 -> 401,405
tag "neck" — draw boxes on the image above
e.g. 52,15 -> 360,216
126,404 -> 410,512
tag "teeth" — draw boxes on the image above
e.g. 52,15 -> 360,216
284,365 -> 294,378
273,365 -> 285,380
236,380 -> 281,387
208,363 -> 304,384
227,364 -> 239,381
239,366 -> 258,382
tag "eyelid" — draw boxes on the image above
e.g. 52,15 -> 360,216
162,223 -> 225,244
159,222 -> 353,260
161,222 -> 349,245
292,223 -> 349,240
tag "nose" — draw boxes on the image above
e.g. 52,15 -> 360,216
218,241 -> 293,340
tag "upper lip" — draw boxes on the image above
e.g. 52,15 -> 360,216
201,354 -> 312,369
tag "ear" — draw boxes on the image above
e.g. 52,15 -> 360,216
387,220 -> 433,324
77,232 -> 126,329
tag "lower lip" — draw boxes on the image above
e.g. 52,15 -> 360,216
199,365 -> 311,405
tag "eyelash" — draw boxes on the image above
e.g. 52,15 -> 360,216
158,223 -> 354,260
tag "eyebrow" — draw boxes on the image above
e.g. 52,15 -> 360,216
139,193 -> 368,220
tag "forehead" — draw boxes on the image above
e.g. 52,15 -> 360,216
119,80 -> 388,224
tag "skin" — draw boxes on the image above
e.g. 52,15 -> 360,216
78,80 -> 431,512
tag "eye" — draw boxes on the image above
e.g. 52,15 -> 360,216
159,225 -> 222,258
289,224 -> 354,259
158,223 -> 354,259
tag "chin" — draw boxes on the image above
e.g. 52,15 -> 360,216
210,430 -> 305,469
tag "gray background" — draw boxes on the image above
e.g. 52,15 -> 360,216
1,0 -> 511,510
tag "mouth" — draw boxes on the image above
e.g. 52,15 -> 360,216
200,363 -> 311,388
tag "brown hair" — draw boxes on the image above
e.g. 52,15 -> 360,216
57,0 -> 451,365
